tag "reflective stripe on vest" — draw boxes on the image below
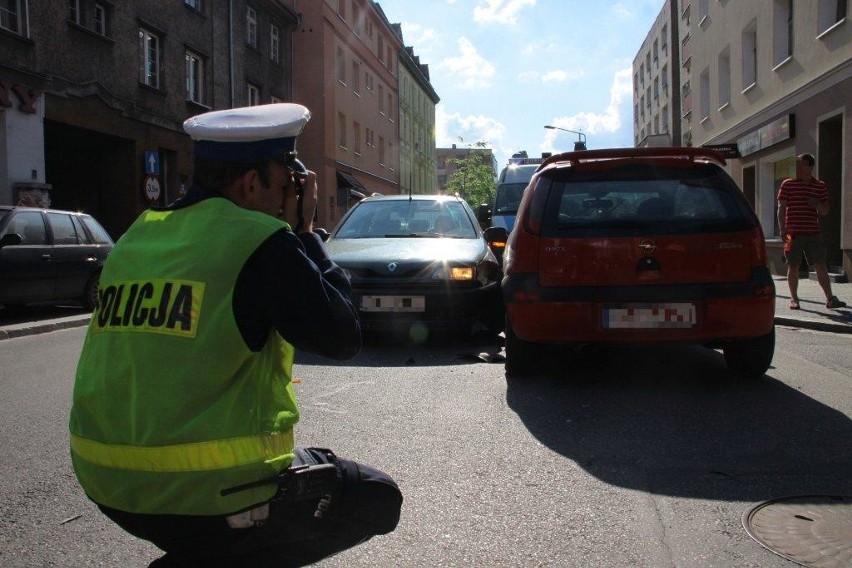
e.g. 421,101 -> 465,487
70,430 -> 294,472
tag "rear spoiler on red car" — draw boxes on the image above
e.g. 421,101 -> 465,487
538,147 -> 727,171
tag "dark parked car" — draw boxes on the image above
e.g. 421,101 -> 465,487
503,147 -> 775,378
325,194 -> 503,340
0,206 -> 114,311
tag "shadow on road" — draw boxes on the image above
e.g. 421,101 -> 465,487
296,330 -> 506,368
505,344 -> 852,502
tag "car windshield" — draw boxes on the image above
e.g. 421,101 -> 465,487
335,200 -> 477,239
546,165 -> 750,233
494,183 -> 526,214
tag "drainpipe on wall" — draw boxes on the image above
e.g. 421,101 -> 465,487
229,0 -> 235,107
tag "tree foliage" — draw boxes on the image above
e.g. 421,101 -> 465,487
445,142 -> 496,212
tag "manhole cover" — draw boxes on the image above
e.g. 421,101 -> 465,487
742,495 -> 852,567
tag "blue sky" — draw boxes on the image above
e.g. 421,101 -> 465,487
378,0 -> 665,168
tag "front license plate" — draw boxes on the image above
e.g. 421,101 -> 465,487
603,303 -> 696,329
361,295 -> 425,312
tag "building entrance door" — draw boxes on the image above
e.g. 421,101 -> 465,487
818,115 -> 843,270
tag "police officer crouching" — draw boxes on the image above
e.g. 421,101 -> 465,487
69,103 -> 402,567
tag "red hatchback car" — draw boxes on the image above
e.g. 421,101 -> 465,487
502,147 -> 775,378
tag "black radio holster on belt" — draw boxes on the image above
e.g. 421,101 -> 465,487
220,448 -> 342,503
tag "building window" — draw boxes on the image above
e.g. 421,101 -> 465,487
773,0 -> 793,65
337,47 -> 345,84
246,6 -> 257,48
818,0 -> 847,34
186,50 -> 204,104
698,0 -> 708,24
353,121 -> 361,154
139,28 -> 161,89
184,0 -> 201,10
352,61 -> 360,94
378,84 -> 385,114
0,0 -> 27,35
718,49 -> 730,108
247,83 -> 260,106
94,3 -> 106,35
699,68 -> 710,120
741,24 -> 757,90
270,24 -> 279,63
387,93 -> 394,120
69,0 -> 81,24
337,0 -> 346,20
338,112 -> 347,148
378,35 -> 384,64
379,136 -> 385,165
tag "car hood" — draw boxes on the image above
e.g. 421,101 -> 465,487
326,237 -> 486,268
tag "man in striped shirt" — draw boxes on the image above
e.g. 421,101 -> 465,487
777,153 -> 846,310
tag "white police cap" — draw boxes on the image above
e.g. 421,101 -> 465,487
183,103 -> 311,163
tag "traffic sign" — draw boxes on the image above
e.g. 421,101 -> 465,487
144,175 -> 161,202
144,150 -> 160,175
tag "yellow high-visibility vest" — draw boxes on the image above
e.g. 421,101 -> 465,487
70,198 -> 299,515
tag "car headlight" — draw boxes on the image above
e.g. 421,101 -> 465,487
431,266 -> 475,281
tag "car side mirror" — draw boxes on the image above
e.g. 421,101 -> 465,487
477,203 -> 492,225
0,233 -> 23,247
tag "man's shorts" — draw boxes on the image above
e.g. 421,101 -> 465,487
785,233 -> 827,265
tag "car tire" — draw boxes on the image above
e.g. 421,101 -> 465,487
723,328 -> 775,379
504,317 -> 538,377
81,271 -> 101,312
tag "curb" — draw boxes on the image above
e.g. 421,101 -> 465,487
0,316 -> 91,340
774,316 -> 852,334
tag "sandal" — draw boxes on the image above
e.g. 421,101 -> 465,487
789,300 -> 800,310
826,296 -> 847,309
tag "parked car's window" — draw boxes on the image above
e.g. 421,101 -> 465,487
81,216 -> 114,244
2,211 -> 47,244
543,165 -> 752,235
337,201 -> 476,238
47,212 -> 81,245
0,210 -> 9,225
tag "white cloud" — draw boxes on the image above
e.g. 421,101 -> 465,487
540,67 -> 633,152
516,69 -> 585,83
436,107 -> 506,150
611,2 -> 633,19
473,0 -> 536,25
437,37 -> 496,90
400,23 -> 439,50
521,41 -> 559,55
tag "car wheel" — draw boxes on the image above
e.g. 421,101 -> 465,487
723,328 -> 775,379
81,271 -> 101,312
504,317 -> 539,377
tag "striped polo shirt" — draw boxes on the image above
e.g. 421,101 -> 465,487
777,177 -> 828,235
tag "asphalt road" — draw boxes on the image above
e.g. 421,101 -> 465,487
1,326 -> 850,567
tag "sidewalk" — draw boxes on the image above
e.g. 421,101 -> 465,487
1,277 -> 851,340
773,274 -> 852,334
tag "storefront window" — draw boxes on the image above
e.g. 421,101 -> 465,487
773,156 -> 796,236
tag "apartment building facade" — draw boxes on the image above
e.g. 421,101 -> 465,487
633,1 -> 681,147
291,0 -> 404,229
686,0 -> 851,277
634,1 -> 851,277
399,45 -> 439,195
0,0 -> 298,237
435,145 -> 497,194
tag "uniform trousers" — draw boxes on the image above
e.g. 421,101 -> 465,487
98,447 -> 403,567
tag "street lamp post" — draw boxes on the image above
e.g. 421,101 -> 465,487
544,125 -> 587,151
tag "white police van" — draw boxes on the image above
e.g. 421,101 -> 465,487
488,153 -> 547,233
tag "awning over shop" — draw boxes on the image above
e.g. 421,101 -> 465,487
336,170 -> 368,198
